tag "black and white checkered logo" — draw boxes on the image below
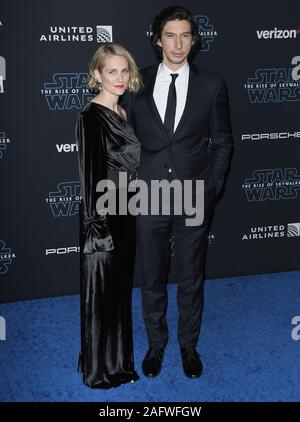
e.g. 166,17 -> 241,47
96,26 -> 113,43
287,223 -> 300,237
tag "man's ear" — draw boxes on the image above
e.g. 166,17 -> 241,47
157,39 -> 162,48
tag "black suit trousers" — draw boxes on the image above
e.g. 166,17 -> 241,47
136,178 -> 216,348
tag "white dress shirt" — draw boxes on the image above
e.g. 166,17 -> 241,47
153,61 -> 190,133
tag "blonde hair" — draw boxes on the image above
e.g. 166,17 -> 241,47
88,43 -> 141,93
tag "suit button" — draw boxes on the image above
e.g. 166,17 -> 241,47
163,164 -> 172,173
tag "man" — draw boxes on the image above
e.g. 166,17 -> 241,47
124,6 -> 233,378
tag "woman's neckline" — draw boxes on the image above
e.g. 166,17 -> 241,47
90,101 -> 127,122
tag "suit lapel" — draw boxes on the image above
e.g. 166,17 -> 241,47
173,64 -> 199,138
142,65 -> 170,138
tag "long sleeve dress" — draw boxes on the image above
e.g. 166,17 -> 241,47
76,102 -> 140,388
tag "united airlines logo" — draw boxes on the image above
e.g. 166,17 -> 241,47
0,241 -> 16,275
244,57 -> 300,103
41,73 -> 93,110
96,26 -> 113,42
242,223 -> 300,240
0,131 -> 11,159
287,223 -> 300,237
194,15 -> 218,52
242,168 -> 300,202
46,182 -> 82,217
40,25 -> 113,43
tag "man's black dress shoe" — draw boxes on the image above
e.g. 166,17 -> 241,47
142,347 -> 164,377
181,347 -> 203,378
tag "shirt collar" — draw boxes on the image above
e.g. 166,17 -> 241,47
157,61 -> 189,81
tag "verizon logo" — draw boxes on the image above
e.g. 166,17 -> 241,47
256,27 -> 300,39
56,143 -> 78,153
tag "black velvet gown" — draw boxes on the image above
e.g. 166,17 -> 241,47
76,102 -> 140,388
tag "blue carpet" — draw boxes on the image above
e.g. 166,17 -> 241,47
0,272 -> 300,402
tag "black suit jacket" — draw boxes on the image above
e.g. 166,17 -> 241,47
124,63 -> 233,197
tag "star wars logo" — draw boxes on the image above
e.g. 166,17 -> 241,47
0,131 -> 11,159
244,56 -> 300,103
0,240 -> 16,275
46,182 -> 82,217
242,168 -> 300,202
41,73 -> 93,110
194,15 -> 217,52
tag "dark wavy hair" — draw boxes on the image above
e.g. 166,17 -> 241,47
151,6 -> 201,60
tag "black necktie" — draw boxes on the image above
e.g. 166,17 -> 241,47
164,73 -> 178,137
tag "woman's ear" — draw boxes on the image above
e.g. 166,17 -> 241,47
94,69 -> 101,83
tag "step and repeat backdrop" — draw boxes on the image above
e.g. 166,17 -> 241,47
1,0 -> 299,302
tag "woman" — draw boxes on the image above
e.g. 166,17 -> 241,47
76,43 -> 141,388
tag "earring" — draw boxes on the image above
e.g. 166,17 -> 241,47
98,81 -> 102,90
